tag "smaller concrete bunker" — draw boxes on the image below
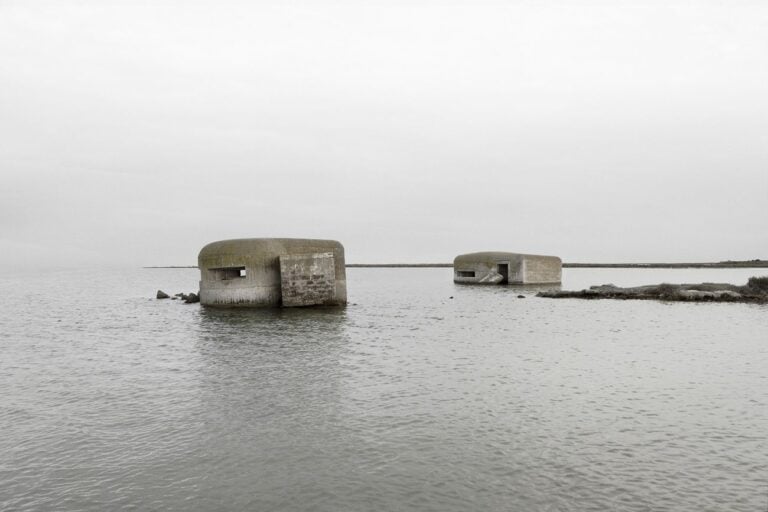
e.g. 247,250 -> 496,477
198,238 -> 347,307
453,251 -> 561,285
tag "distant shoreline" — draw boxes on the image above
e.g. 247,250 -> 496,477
145,260 -> 768,269
350,262 -> 768,268
562,261 -> 768,269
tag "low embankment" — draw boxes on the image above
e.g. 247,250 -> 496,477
561,260 -> 768,269
538,276 -> 768,303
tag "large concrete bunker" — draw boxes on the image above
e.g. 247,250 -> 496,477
453,251 -> 561,285
198,238 -> 347,307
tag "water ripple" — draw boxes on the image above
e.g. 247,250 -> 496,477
0,267 -> 766,511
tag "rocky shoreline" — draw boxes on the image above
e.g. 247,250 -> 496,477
537,277 -> 768,304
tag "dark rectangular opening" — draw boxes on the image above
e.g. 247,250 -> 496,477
456,270 -> 475,278
497,264 -> 509,284
209,266 -> 246,280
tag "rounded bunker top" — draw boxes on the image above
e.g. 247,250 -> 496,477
198,238 -> 345,270
454,251 -> 561,266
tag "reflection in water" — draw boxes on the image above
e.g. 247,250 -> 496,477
453,282 -> 562,294
198,304 -> 348,336
503,282 -> 561,294
192,306 -> 353,510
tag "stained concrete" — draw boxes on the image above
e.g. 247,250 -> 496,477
453,251 -> 561,285
198,238 -> 347,307
279,252 -> 337,307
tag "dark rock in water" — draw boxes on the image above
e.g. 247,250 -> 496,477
449,296 -> 454,299
184,292 -> 199,304
174,293 -> 184,298
517,295 -> 526,298
157,290 -> 170,299
179,293 -> 189,301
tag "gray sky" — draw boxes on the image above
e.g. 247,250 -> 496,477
1,0 -> 766,267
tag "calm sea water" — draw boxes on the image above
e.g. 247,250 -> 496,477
1,267 -> 766,511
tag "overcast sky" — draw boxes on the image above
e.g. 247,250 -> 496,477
1,0 -> 766,267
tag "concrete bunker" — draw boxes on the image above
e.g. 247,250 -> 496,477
198,238 -> 347,307
453,251 -> 561,285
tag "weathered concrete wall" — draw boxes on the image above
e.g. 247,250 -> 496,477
198,238 -> 346,307
279,253 -> 337,307
199,281 -> 282,307
521,255 -> 561,284
453,252 -> 561,285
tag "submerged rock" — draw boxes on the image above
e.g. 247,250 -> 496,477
156,290 -> 200,303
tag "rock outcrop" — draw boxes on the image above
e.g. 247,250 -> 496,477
538,279 -> 768,304
156,290 -> 170,299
